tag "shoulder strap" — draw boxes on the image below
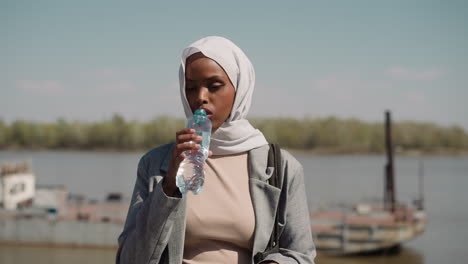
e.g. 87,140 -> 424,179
254,143 -> 281,263
267,143 -> 281,250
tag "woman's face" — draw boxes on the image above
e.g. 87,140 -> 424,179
185,52 -> 236,130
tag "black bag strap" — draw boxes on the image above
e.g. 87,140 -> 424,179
254,143 -> 281,263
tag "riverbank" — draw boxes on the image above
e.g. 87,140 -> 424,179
287,147 -> 468,156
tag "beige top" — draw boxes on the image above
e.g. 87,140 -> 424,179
183,152 -> 255,264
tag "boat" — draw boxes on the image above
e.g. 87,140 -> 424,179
310,111 -> 427,255
0,161 -> 126,248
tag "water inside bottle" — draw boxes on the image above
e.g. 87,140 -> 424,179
176,150 -> 205,194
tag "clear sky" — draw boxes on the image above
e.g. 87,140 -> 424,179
2,0 -> 467,128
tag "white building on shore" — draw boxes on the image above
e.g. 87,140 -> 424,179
0,162 -> 35,210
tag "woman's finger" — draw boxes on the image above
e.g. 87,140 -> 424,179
175,128 -> 195,136
174,152 -> 186,164
175,142 -> 200,153
177,134 -> 203,143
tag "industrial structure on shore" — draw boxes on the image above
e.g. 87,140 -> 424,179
310,111 -> 427,254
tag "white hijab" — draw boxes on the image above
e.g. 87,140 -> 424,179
179,36 -> 268,155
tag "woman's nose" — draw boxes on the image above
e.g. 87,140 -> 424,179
196,87 -> 209,105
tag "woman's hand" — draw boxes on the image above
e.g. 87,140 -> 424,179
163,128 -> 211,196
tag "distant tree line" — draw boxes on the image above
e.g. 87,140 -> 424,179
252,117 -> 468,153
0,114 -> 467,154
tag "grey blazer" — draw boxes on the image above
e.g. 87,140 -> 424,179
116,143 -> 316,264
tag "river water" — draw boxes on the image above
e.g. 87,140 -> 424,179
0,150 -> 467,263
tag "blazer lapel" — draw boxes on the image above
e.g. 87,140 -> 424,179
248,145 -> 282,257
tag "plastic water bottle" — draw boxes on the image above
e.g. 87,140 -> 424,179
176,109 -> 211,195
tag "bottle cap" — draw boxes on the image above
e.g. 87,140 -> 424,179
193,109 -> 207,123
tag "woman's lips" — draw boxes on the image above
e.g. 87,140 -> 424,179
201,108 -> 212,114
199,107 -> 213,118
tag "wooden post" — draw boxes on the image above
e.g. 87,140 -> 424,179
384,111 -> 396,212
418,160 -> 425,210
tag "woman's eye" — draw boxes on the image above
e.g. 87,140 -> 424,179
210,83 -> 224,89
186,86 -> 195,91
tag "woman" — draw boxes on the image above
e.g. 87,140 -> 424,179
116,36 -> 316,264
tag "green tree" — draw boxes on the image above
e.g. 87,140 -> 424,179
0,119 -> 9,148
